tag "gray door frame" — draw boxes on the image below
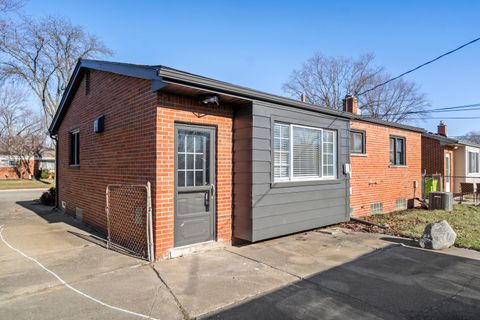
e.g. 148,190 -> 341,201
174,123 -> 216,247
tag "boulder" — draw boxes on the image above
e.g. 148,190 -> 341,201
419,220 -> 456,250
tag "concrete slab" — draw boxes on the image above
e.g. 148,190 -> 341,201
0,265 -> 183,320
154,249 -> 297,318
228,228 -> 392,278
203,279 -> 397,320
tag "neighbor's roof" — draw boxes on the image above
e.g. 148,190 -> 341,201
49,59 -> 354,134
421,131 -> 459,144
457,139 -> 480,148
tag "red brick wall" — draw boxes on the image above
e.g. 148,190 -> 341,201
350,121 -> 422,216
57,70 -> 157,233
57,69 -> 234,260
154,93 -> 233,258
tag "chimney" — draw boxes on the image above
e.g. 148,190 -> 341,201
343,95 -> 358,114
437,121 -> 447,136
300,94 -> 306,103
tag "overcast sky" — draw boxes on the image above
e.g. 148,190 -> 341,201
24,0 -> 480,136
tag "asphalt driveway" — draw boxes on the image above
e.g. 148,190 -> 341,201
1,190 -> 480,319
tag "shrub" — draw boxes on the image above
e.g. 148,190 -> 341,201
40,169 -> 54,179
40,187 -> 56,206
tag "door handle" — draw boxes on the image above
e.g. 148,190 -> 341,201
204,191 -> 210,210
210,184 -> 215,198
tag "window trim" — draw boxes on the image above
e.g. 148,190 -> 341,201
69,129 -> 80,167
273,122 -> 337,183
350,129 -> 366,155
389,135 -> 406,166
467,150 -> 480,174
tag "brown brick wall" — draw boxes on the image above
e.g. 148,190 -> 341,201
422,136 -> 444,175
350,121 -> 422,216
57,70 -> 157,233
154,93 -> 233,258
421,136 -> 455,192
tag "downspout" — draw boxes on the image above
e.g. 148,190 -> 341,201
50,134 -> 59,209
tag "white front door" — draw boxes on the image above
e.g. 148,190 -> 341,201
445,154 -> 451,192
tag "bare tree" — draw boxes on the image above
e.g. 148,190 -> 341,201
0,83 -> 46,178
0,0 -> 22,12
461,131 -> 480,145
0,15 -> 112,126
283,53 -> 429,123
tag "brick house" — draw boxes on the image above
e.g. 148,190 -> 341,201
343,96 -> 423,216
49,59 -> 353,259
421,122 -> 458,193
0,150 -> 55,180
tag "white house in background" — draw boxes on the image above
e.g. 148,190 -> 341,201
454,140 -> 480,193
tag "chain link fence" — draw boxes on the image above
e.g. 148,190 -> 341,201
105,182 -> 154,261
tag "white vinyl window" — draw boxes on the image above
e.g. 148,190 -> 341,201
468,151 -> 479,174
274,123 -> 337,182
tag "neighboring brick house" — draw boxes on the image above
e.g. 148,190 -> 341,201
0,151 -> 55,180
344,96 -> 423,217
49,59 -> 352,259
421,122 -> 458,193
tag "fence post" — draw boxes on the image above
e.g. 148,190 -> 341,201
146,181 -> 154,262
105,185 -> 110,250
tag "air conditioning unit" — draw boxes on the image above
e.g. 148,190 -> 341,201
429,192 -> 453,211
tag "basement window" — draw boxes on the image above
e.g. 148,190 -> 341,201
396,198 -> 406,210
371,202 -> 383,214
69,130 -> 80,166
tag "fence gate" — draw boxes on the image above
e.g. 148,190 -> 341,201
105,182 -> 154,261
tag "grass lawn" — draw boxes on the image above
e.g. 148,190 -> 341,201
0,179 -> 54,190
365,205 -> 480,251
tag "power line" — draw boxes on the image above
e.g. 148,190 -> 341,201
365,103 -> 480,117
357,36 -> 480,96
420,116 -> 480,120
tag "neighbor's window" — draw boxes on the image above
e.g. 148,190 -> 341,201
274,123 -> 337,181
468,151 -> 479,174
389,136 -> 406,166
69,130 -> 80,166
350,130 -> 366,154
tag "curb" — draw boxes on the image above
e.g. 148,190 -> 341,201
0,188 -> 50,192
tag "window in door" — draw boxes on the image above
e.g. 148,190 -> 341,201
177,130 -> 210,187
